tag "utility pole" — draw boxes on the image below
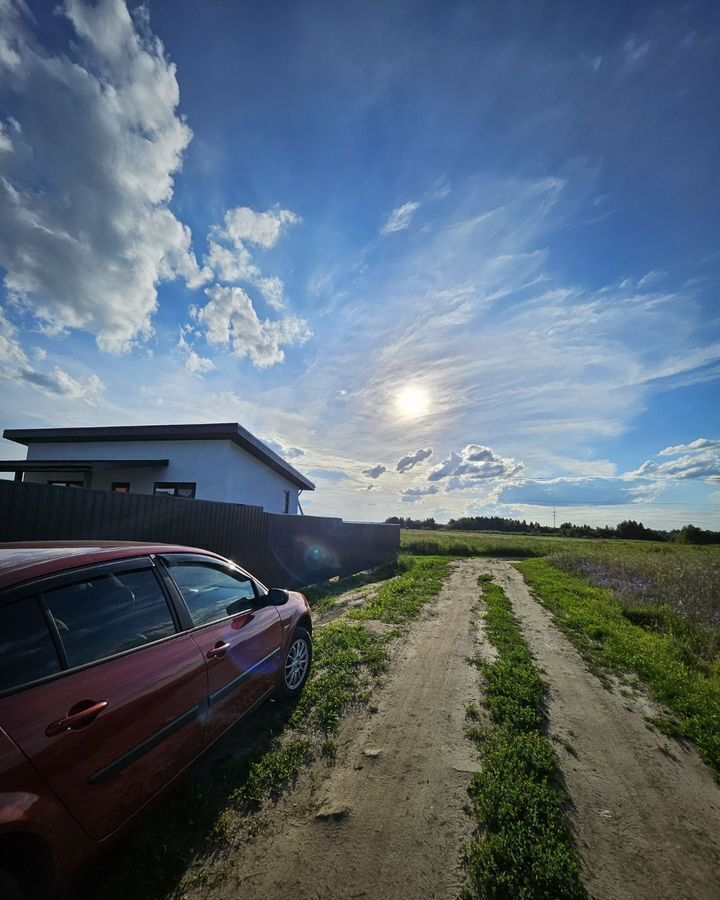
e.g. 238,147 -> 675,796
553,506 -> 556,530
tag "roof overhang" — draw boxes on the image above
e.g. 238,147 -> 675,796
0,459 -> 169,473
2,423 -> 315,490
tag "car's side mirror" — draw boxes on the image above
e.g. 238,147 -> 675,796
266,587 -> 289,606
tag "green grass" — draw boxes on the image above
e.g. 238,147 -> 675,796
304,558 -> 407,617
348,554 -> 450,623
401,529 -> 613,558
401,528 -> 720,563
518,559 -> 720,774
464,575 -> 586,900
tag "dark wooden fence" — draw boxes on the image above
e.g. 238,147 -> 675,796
0,481 -> 399,588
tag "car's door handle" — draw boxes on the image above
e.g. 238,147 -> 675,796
46,701 -> 109,737
207,641 -> 230,659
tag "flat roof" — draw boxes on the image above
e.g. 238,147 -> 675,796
0,459 -> 169,472
3,423 -> 315,490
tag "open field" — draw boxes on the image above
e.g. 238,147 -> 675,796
402,529 -> 720,659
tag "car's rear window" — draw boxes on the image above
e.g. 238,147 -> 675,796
0,597 -> 61,693
43,568 -> 177,668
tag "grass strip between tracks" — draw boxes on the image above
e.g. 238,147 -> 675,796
464,574 -> 587,900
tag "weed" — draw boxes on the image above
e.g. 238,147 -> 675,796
464,576 -> 586,900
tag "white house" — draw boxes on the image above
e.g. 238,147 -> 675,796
0,423 -> 314,515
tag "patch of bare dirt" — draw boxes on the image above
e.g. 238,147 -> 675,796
187,559 -> 488,900
478,559 -> 720,900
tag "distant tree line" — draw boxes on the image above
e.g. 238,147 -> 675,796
384,514 -> 720,544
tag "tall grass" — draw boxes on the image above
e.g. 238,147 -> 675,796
547,545 -> 720,661
401,529 -> 619,558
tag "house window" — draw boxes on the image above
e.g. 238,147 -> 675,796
111,482 -> 130,493
154,482 -> 196,499
283,490 -> 290,514
47,480 -> 84,488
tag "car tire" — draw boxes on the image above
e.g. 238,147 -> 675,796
276,627 -> 312,699
0,868 -> 24,900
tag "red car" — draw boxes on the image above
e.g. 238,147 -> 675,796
0,541 -> 313,899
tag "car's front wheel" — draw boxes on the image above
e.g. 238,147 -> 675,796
277,627 -> 312,699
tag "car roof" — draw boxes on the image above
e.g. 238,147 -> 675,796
0,541 -> 226,592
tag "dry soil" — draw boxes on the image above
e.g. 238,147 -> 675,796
192,558 -> 485,900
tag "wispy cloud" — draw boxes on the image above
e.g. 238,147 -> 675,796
0,308 -> 104,403
380,201 -> 420,235
659,438 -> 720,456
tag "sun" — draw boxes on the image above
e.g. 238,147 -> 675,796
395,385 -> 430,419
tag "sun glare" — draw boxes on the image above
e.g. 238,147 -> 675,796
395,385 -> 430,419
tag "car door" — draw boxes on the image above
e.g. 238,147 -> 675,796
160,554 -> 284,744
0,558 -> 208,842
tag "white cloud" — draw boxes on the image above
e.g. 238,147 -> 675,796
651,451 -> 720,481
0,0 -> 208,354
192,285 -> 311,369
204,205 -> 301,311
184,350 -> 215,376
205,241 -> 259,284
659,438 -> 720,456
220,206 -> 300,250
428,444 -> 524,485
0,306 -> 105,402
381,201 -> 420,235
362,464 -> 386,479
177,331 -> 215,376
396,447 -> 433,473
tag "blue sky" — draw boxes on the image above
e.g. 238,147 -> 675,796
1,0 -> 719,527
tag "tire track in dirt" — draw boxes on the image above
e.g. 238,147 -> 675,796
194,559 -> 486,900
478,559 -> 720,900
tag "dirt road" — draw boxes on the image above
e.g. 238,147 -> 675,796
195,558 -> 486,900
185,558 -> 720,900
478,559 -> 720,900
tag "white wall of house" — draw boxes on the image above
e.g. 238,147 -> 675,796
23,439 -> 300,514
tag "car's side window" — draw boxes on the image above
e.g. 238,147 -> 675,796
166,562 -> 258,627
0,597 -> 62,694
43,568 -> 177,669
